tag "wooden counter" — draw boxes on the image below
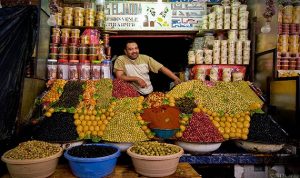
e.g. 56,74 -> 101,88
48,162 -> 201,178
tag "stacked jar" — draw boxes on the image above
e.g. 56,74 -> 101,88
85,8 -> 95,27
235,40 -> 243,64
74,7 -> 85,26
243,40 -> 251,64
228,40 -> 235,64
96,4 -> 105,28
195,49 -> 204,64
208,12 -> 216,29
61,28 -> 70,45
223,5 -> 231,29
231,2 -> 240,29
239,5 -> 248,29
54,12 -> 62,26
188,50 -> 196,64
91,60 -> 101,80
213,40 -> 221,64
215,5 -> 224,30
63,7 -> 73,26
103,34 -> 111,59
220,40 -> 228,64
292,3 -> 300,24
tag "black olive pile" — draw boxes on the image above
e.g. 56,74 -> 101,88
34,112 -> 78,142
53,81 -> 84,108
248,113 -> 287,144
175,97 -> 197,114
68,145 -> 118,158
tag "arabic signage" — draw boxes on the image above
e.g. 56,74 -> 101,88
104,1 -> 207,31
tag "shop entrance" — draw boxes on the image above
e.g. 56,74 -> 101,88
110,36 -> 193,92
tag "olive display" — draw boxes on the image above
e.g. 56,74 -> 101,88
53,81 -> 84,108
175,97 -> 197,114
34,112 -> 78,142
248,113 -> 287,144
4,140 -> 61,160
68,145 -> 117,158
102,97 -> 149,142
130,141 -> 181,156
168,81 -> 263,114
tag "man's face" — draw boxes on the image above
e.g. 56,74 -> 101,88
125,42 -> 139,60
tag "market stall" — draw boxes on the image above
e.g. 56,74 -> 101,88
1,0 -> 300,178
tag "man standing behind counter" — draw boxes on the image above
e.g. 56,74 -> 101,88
114,40 -> 181,95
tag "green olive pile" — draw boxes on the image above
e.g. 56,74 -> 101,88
102,97 -> 149,142
4,140 -> 61,160
130,141 -> 181,156
95,79 -> 113,109
168,81 -> 263,114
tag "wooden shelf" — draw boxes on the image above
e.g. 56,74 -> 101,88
56,25 -> 104,30
187,64 -> 249,68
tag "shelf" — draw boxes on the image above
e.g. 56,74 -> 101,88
207,2 -> 222,6
56,25 -> 104,31
187,64 -> 249,68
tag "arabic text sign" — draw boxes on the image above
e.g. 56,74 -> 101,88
105,1 -> 207,31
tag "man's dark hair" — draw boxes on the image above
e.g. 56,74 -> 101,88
124,40 -> 138,49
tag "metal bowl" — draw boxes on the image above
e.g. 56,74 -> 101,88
175,141 -> 222,154
234,140 -> 284,153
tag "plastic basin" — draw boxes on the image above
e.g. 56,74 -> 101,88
1,147 -> 63,178
64,144 -> 120,178
127,144 -> 184,177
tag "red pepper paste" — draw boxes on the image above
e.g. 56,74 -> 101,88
141,105 -> 180,129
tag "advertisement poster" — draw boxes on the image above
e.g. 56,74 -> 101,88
105,1 -> 207,31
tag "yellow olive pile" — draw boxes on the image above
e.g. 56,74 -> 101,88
73,103 -> 116,139
4,140 -> 61,160
130,141 -> 181,156
102,97 -> 150,142
42,79 -> 67,104
193,103 -> 252,140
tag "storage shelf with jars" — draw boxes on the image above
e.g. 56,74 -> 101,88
187,0 -> 252,82
276,2 -> 300,78
47,2 -> 114,81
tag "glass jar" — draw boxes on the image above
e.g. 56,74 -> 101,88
283,5 -> 293,23
69,60 -> 79,80
293,3 -> 300,24
58,59 -> 69,80
79,60 -> 91,80
203,33 -> 214,49
47,59 -> 57,80
91,60 -> 101,80
101,60 -> 112,79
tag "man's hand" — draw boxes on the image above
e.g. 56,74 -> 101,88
136,78 -> 147,88
174,78 -> 181,85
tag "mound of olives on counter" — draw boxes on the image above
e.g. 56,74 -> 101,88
130,141 -> 181,156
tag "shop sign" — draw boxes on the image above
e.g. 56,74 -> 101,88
104,1 -> 207,31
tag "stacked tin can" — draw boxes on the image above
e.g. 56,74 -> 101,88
63,7 -> 73,26
74,7 -> 85,26
96,4 -> 105,28
230,2 -> 239,29
277,2 -> 300,71
239,5 -> 248,29
54,12 -> 62,26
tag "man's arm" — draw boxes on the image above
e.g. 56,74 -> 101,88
115,70 -> 147,88
159,66 -> 181,85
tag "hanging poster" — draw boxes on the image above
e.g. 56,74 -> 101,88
104,1 -> 207,31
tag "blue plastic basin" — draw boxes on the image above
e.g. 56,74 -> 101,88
64,144 -> 121,178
